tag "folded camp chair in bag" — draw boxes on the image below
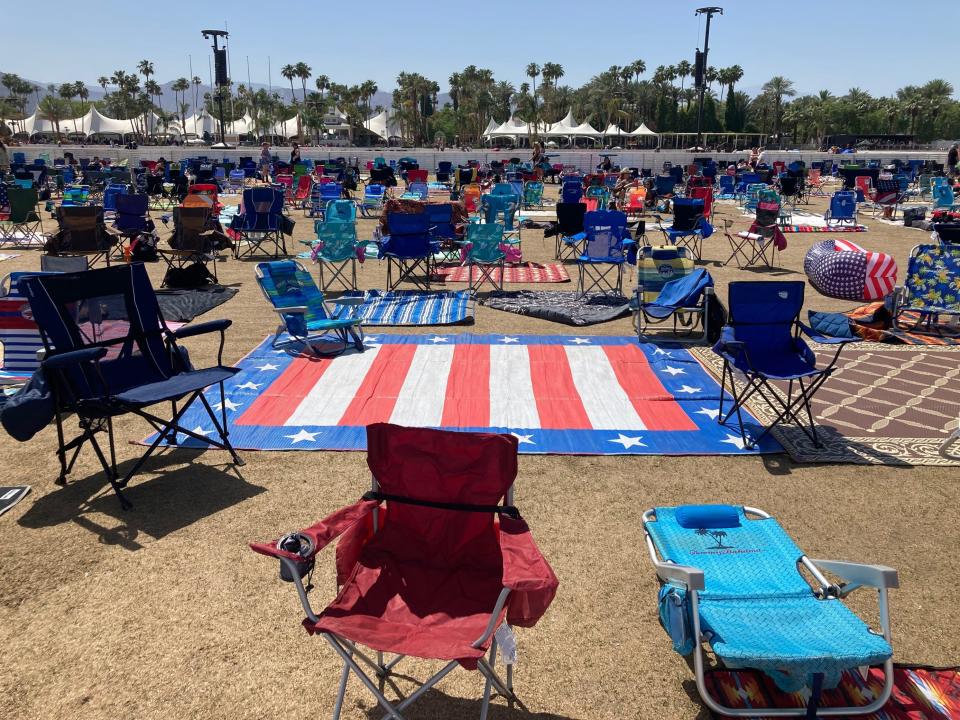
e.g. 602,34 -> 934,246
657,197 -> 707,260
634,268 -> 714,343
160,206 -> 223,285
724,197 -> 787,269
0,187 -> 43,246
464,222 -> 506,293
382,212 -> 436,291
234,187 -> 287,259
49,205 -> 114,268
250,423 -> 558,720
255,260 -> 363,356
554,202 -> 587,261
713,281 -> 856,449
890,243 -> 960,336
643,504 -> 897,717
824,191 -> 858,226
313,221 -> 360,292
21,264 -> 243,509
576,210 -> 630,297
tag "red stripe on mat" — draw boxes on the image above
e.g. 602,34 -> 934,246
338,343 -> 417,426
603,345 -> 698,431
528,345 -> 592,429
440,343 -> 491,427
238,355 -> 334,426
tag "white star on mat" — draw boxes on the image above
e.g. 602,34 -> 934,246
364,336 -> 378,344
189,426 -> 212,437
569,337 -> 591,344
214,399 -> 241,412
255,363 -> 279,372
652,347 -> 672,356
429,336 -> 449,343
661,365 -> 685,376
609,433 -> 647,449
695,407 -> 721,420
285,429 -> 320,444
721,434 -> 750,450
511,433 -> 535,445
677,385 -> 702,395
237,382 -> 262,391
499,336 -> 519,344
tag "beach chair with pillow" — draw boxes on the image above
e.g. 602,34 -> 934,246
713,281 -> 856,449
250,423 -> 558,720
634,268 -> 714,343
642,504 -> 897,717
20,264 -> 244,509
313,221 -> 360,292
891,243 -> 960,336
255,260 -> 364,356
824,191 -> 858,226
576,210 -> 631,297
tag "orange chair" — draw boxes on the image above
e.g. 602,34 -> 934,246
625,186 -> 647,217
462,184 -> 482,214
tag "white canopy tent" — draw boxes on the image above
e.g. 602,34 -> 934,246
602,123 -> 626,137
631,123 -> 658,136
366,110 -> 403,140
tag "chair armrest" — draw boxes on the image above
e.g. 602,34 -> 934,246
271,305 -> 308,315
498,516 -> 559,628
797,322 -> 858,345
655,562 -> 705,591
172,318 -> 232,340
810,559 -> 899,590
714,325 -> 744,351
42,346 -> 107,370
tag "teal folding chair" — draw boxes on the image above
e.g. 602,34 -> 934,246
464,223 -> 506,293
313,221 -> 360,292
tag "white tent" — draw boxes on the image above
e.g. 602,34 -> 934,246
481,118 -> 499,138
631,123 -> 658,136
366,110 -> 403,140
602,124 -> 625,136
487,116 -> 529,138
568,120 -> 601,137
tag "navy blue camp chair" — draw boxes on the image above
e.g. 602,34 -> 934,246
21,264 -> 243,509
436,161 -> 453,184
635,268 -> 714,342
381,212 -> 437,291
712,281 -> 855,449
576,210 -> 631,296
555,202 -> 587,261
111,193 -> 150,246
658,197 -> 707,259
561,178 -> 583,204
824,191 -> 858,226
234,186 -> 287,259
654,175 -> 676,198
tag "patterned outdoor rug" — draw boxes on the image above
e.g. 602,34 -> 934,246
149,334 -> 780,455
435,263 -> 570,284
846,302 -> 960,346
482,290 -> 631,326
334,290 -> 475,326
707,665 -> 960,719
781,224 -> 868,233
693,344 -> 960,466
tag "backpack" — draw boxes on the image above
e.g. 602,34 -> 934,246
706,295 -> 728,344
162,262 -> 214,289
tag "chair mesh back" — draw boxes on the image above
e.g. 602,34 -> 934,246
672,199 -> 704,231
583,211 -> 627,260
556,202 -> 586,234
316,222 -> 358,262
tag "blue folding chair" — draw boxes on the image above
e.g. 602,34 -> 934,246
561,178 -> 583,204
932,183 -> 960,211
634,268 -> 714,342
713,281 -> 856,448
381,212 -> 436,291
20,264 -> 243,509
101,183 -> 128,215
324,199 -> 357,223
234,187 -> 287,259
255,260 -> 364,356
643,504 -> 897,717
824,191 -> 858,226
716,175 -> 735,198
309,182 -> 343,218
359,184 -> 386,218
657,197 -> 707,260
435,160 -> 453,184
576,210 -> 630,297
404,182 -> 428,200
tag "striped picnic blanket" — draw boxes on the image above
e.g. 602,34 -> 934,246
334,290 -> 475,326
435,263 -> 570,284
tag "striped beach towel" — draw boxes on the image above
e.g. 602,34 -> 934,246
335,290 -> 475,326
435,263 -> 570,284
781,224 -> 868,233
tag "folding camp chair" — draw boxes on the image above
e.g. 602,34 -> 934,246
870,177 -> 904,218
145,174 -> 174,211
186,183 -> 221,214
688,185 -> 714,222
634,268 -> 714,342
778,174 -> 804,210
713,281 -> 855,448
584,185 -> 610,211
716,174 -> 736,199
292,175 -> 313,209
891,243 -> 960,336
250,423 -> 558,720
576,210 -> 630,297
226,169 -> 246,194
313,221 -> 360,291
426,203 -> 460,261
854,175 -> 873,205
101,183 -> 128,217
21,264 -> 244,509
481,194 -> 520,245
324,199 -> 357,224
234,187 -> 287,259
522,181 -> 544,209
382,212 -> 436,291
359,183 -> 386,218
464,222 -> 506,293
109,193 -> 151,253
933,222 -> 960,246
657,197 -> 707,260
309,182 -> 343,219
824,191 -> 858,226
159,206 -> 224,284
723,197 -> 786,269
561,178 -> 583,204
255,260 -> 363,356
402,182 -> 428,201
0,187 -> 43,246
274,173 -> 295,204
654,174 -> 677,200
643,504 -> 897,717
435,160 -> 453,185
554,202 -> 587,261
931,183 -> 960,211
49,206 -> 113,268
405,168 -> 428,186
462,184 -> 482,214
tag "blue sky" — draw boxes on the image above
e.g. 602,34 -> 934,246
3,1 -> 955,98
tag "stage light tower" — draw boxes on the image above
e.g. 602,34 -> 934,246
694,7 -> 723,151
201,29 -> 231,148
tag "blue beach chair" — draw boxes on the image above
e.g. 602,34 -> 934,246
891,243 -> 960,335
255,260 -> 364,356
313,221 -> 360,292
359,184 -> 386,218
463,222 -> 506,293
634,268 -> 714,342
657,197 -> 708,260
824,191 -> 858,226
713,281 -> 856,448
643,504 -> 898,717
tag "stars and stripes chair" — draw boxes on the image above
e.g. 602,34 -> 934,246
20,263 -> 244,509
250,423 -> 558,720
312,221 -> 360,292
634,268 -> 714,343
576,210 -> 631,297
712,281 -> 855,449
891,243 -> 960,336
464,222 -> 506,293
255,260 -> 364,356
554,202 -> 587,261
382,212 -> 437,291
643,504 -> 897,717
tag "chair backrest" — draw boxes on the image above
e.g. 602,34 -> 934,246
255,260 -> 332,336
385,212 -> 433,257
718,175 -> 735,193
406,168 -> 428,184
583,210 -> 628,261
407,182 -> 428,199
755,197 -> 781,228
174,206 -> 214,252
855,175 -> 873,197
829,191 -> 856,219
556,202 -> 586,235
932,184 -> 955,209
315,221 -> 358,262
561,182 -> 583,204
655,175 -> 675,196
102,183 -> 128,212
688,186 -> 714,216
294,175 -> 312,199
114,193 -> 149,233
6,187 -> 38,222
481,194 -> 518,229
426,203 -> 457,241
904,244 -> 960,311
671,198 -> 705,231
21,264 -> 175,398
240,187 -> 283,231
463,184 -> 482,213
652,267 -> 713,308
933,223 -> 960,246
626,187 -> 647,209
727,280 -> 805,353
325,199 -> 357,223
465,223 -> 506,263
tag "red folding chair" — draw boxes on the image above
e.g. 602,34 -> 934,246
251,423 -> 558,720
185,183 -> 222,214
292,175 -> 312,208
689,185 -> 715,221
274,173 -> 294,203
406,168 -> 428,185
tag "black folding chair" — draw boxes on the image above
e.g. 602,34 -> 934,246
554,202 -> 587,261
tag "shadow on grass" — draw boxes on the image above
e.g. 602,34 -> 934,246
18,449 -> 263,550
360,687 -> 585,720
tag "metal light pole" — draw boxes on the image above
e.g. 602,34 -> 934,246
694,7 -> 722,151
201,29 -> 230,148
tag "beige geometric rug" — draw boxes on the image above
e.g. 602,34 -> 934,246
692,344 -> 960,466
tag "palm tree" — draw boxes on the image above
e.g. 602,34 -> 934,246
294,62 -> 312,103
676,60 -> 692,93
761,75 -> 796,141
526,63 -> 541,138
315,74 -> 329,101
172,78 -> 190,134
97,76 -> 110,95
720,65 -> 743,106
630,59 -> 646,85
58,83 -> 78,134
281,64 -> 296,103
74,81 -> 89,135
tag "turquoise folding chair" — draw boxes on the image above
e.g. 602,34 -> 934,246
463,223 -> 506,293
255,260 -> 364,356
324,199 -> 357,223
643,504 -> 898,717
313,221 -> 360,292
480,193 -> 520,245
